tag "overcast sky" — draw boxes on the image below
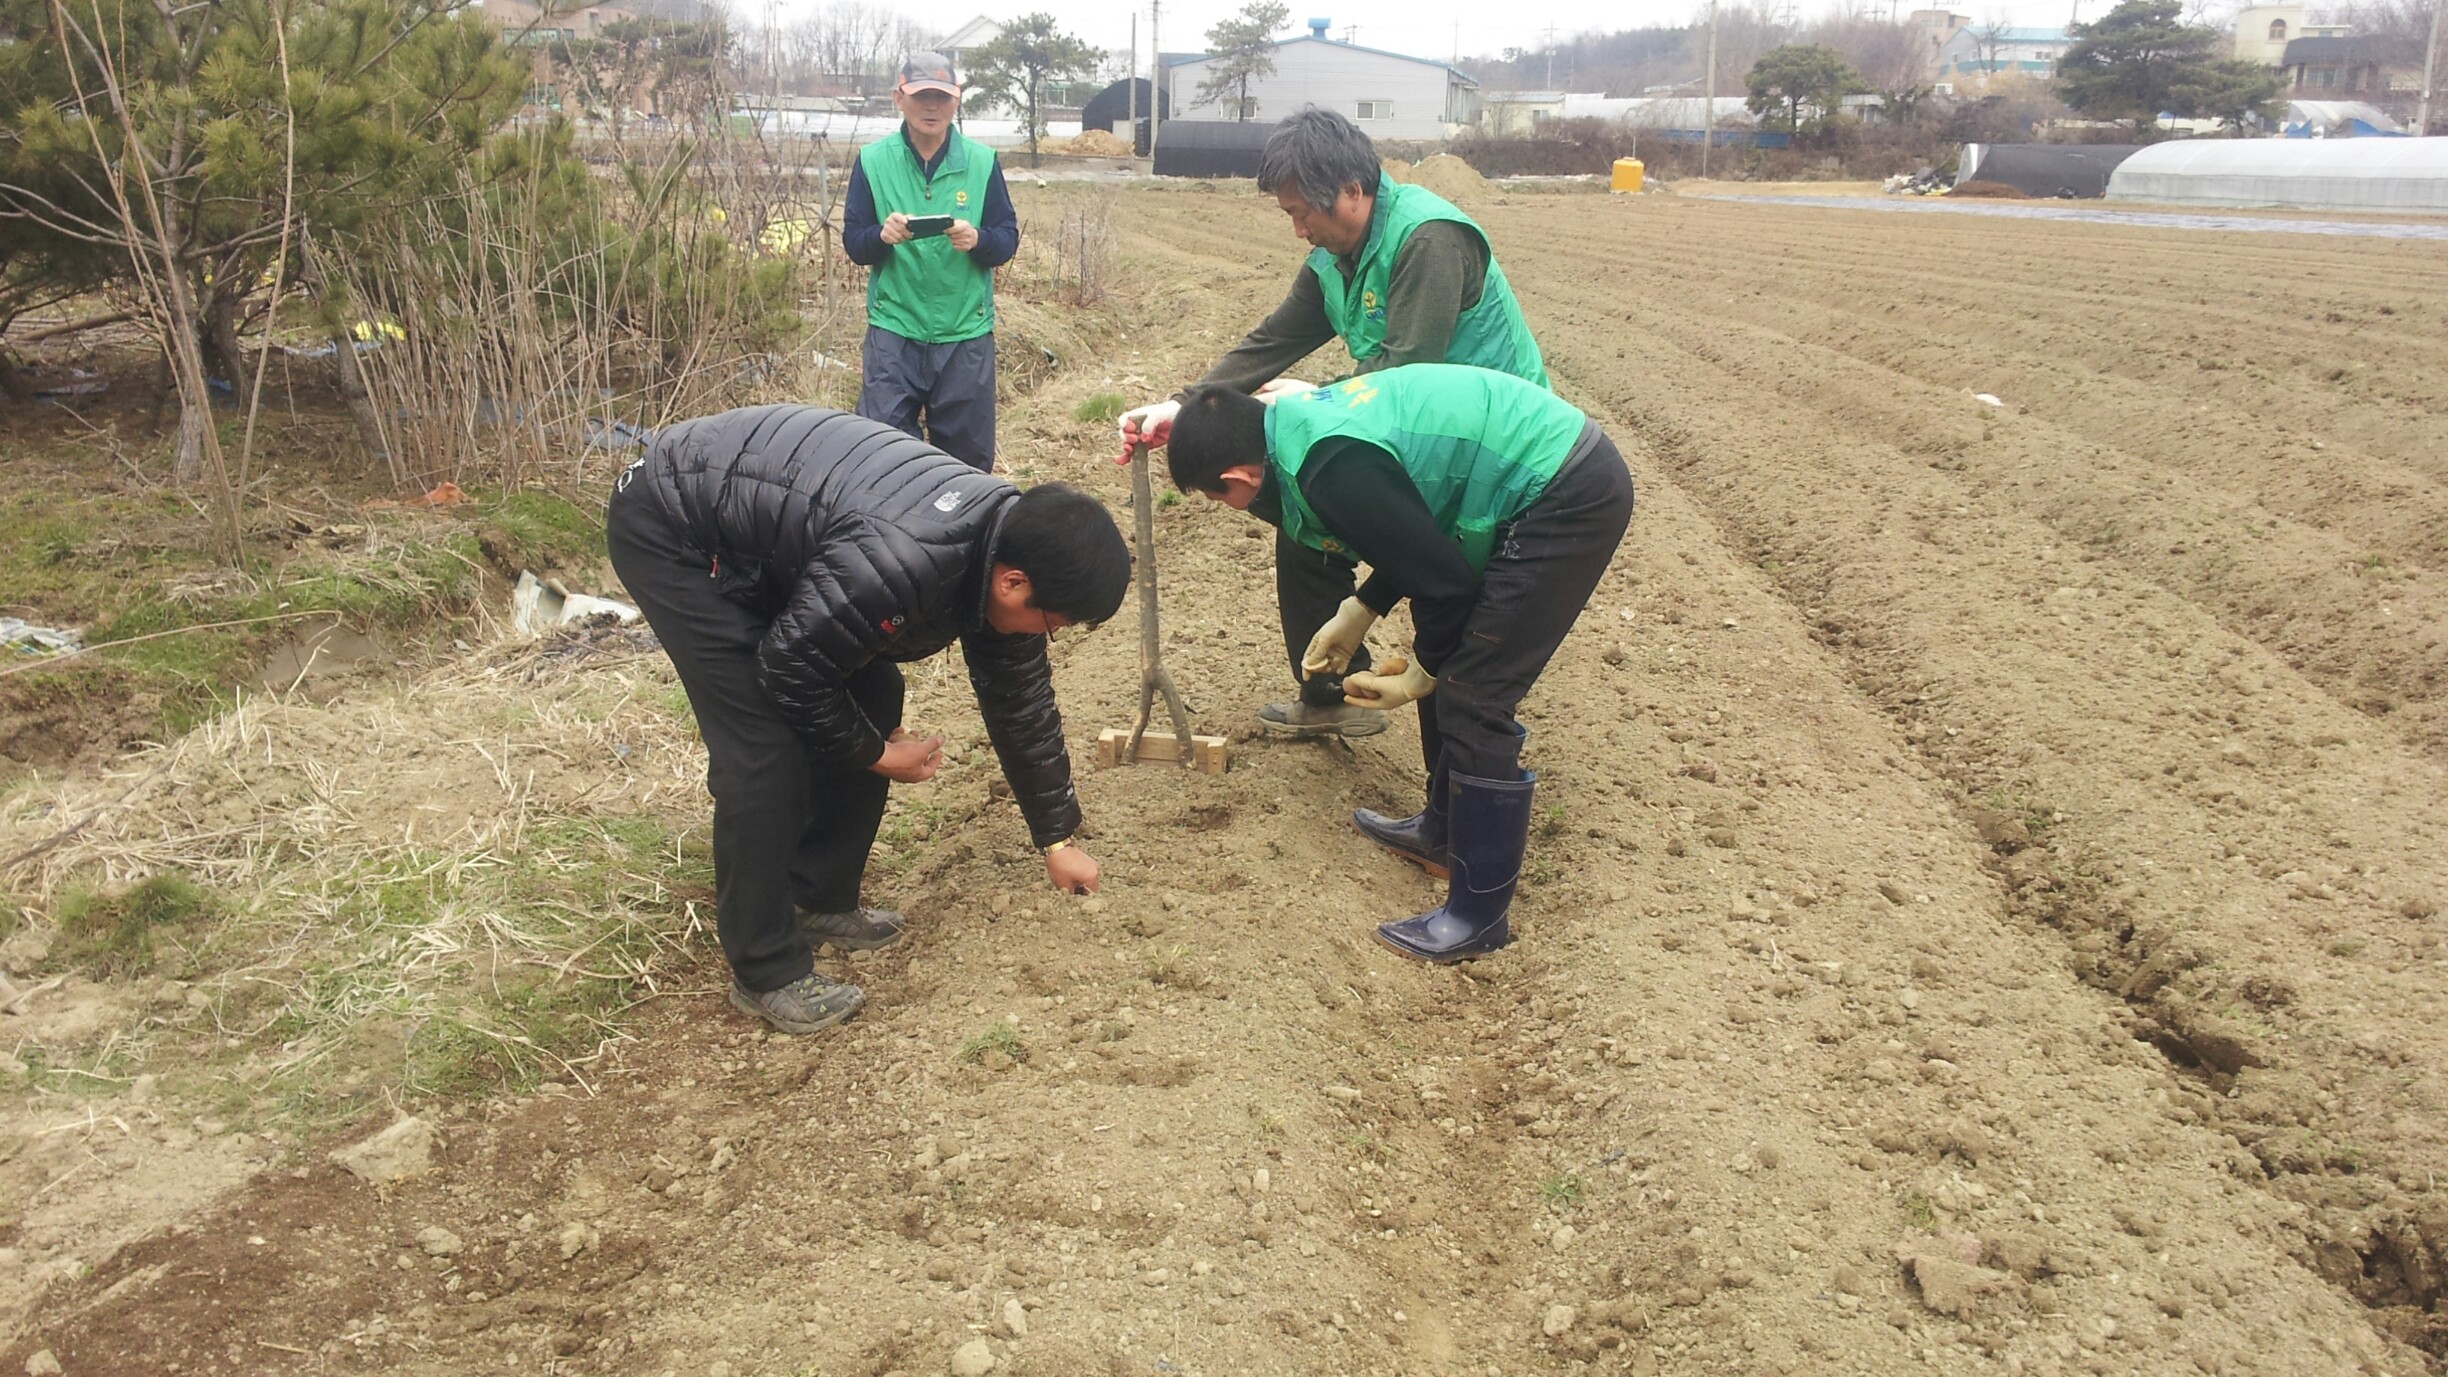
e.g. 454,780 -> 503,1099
761,0 -> 2220,73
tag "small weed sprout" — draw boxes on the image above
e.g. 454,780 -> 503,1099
1540,1171 -> 1584,1209
958,1021 -> 1026,1064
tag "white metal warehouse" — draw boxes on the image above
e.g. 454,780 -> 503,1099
2105,138 -> 2448,213
1163,23 -> 1481,141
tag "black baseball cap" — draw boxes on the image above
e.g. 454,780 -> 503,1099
897,52 -> 960,95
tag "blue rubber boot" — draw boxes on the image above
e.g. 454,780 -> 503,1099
1375,769 -> 1536,964
1352,762 -> 1450,879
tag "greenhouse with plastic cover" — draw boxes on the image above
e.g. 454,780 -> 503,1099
2105,138 -> 2448,213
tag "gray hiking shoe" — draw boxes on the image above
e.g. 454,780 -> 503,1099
1257,699 -> 1388,739
801,906 -> 907,952
729,973 -> 865,1035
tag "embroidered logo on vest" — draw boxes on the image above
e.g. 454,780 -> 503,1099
933,487 -> 965,512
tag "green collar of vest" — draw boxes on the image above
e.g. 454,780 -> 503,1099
1346,173 -> 1401,273
896,126 -> 974,179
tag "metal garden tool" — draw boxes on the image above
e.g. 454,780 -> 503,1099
1096,441 -> 1225,772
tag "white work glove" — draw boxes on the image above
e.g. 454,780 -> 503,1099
1254,376 -> 1317,404
1342,655 -> 1434,711
1300,596 -> 1378,677
1117,399 -> 1182,453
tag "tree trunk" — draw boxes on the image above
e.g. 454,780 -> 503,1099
174,386 -> 209,483
148,348 -> 175,434
328,330 -> 403,488
203,288 -> 243,390
0,349 -> 33,404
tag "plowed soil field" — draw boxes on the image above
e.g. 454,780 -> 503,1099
8,184 -> 2448,1377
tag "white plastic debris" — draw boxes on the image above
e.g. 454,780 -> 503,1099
510,571 -> 641,637
1973,393 -> 2005,408
0,618 -> 81,654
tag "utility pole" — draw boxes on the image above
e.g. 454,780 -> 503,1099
1151,0 -> 1163,163
2420,0 -> 2443,135
1544,22 -> 1560,87
1129,13 -> 1140,158
1701,0 -> 1719,178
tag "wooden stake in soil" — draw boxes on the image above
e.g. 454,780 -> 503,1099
1117,440 -> 1225,773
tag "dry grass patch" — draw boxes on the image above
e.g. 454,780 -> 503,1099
1,623 -> 718,1128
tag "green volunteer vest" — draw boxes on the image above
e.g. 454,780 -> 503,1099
858,129 -> 997,343
1310,175 -> 1548,388
1263,365 -> 1588,571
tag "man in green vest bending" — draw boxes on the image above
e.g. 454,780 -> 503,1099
1165,365 -> 1633,963
1118,107 -> 1548,742
844,53 -> 1019,471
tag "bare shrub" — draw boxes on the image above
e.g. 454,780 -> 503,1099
317,124 -> 848,493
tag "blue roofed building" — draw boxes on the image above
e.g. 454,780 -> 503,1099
1934,25 -> 2068,88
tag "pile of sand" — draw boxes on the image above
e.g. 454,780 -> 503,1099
1380,156 -> 1414,181
1066,128 -> 1133,157
1406,153 -> 1490,204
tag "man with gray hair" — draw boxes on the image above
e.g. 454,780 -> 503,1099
1118,106 -> 1548,740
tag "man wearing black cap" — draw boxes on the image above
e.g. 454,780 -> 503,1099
843,52 -> 1020,472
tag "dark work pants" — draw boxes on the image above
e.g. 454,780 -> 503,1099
607,487 -> 905,993
856,325 -> 996,472
1418,427 -> 1634,790
1276,531 -> 1376,707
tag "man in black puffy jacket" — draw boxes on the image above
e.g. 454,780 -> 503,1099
608,405 -> 1130,1034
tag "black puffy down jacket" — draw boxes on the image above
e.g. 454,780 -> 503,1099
621,405 -> 1078,847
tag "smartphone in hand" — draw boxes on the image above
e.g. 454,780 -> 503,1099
905,214 -> 955,238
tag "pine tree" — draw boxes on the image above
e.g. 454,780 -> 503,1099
1197,1 -> 1289,122
0,0 -> 530,514
967,13 -> 1102,167
2055,0 -> 2219,124
1744,45 -> 1866,141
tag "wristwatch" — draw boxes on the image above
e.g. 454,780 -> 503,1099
1043,838 -> 1073,855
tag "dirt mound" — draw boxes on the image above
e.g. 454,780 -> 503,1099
1406,153 -> 1489,204
1065,128 -> 1133,157
1948,179 -> 2030,199
1380,155 -> 1414,181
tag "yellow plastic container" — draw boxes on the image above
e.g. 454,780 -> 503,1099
1610,158 -> 1645,194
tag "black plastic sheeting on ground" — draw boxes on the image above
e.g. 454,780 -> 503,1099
1960,144 -> 2148,199
1151,120 -> 1274,179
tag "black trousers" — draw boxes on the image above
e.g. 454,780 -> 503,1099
607,487 -> 904,993
1418,427 -> 1634,789
1276,532 -> 1376,707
